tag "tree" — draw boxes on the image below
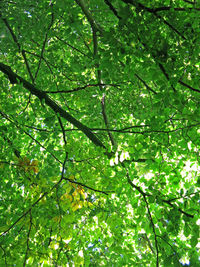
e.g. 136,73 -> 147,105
0,0 -> 200,266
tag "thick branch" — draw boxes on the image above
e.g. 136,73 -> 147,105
75,0 -> 103,33
0,62 -> 106,148
104,0 -> 122,19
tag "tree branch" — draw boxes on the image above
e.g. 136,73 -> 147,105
45,83 -> 119,94
104,0 -> 122,19
143,196 -> 159,267
122,162 -> 194,219
101,94 -> 116,146
0,62 -> 106,149
0,192 -> 48,237
152,6 -> 200,12
55,35 -> 91,58
0,110 -> 62,164
162,199 -> 194,218
1,18 -> 34,83
183,0 -> 196,4
63,177 -> 112,195
91,18 -> 116,147
121,0 -> 186,40
23,211 -> 32,267
34,3 -> 54,80
58,116 -> 67,146
179,80 -> 200,93
123,162 -> 159,265
75,0 -> 103,33
0,167 -> 67,238
135,74 -> 157,94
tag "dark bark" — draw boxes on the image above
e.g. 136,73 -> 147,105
0,62 -> 106,149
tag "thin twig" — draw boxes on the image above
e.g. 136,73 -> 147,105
135,74 -> 157,94
179,80 -> 200,93
143,196 -> 159,267
123,162 -> 159,264
2,18 -> 34,83
162,199 -> 194,218
63,177 -> 112,195
23,211 -> 32,267
34,3 -> 54,80
101,94 -> 116,146
0,192 -> 47,237
45,83 -> 119,94
61,152 -> 68,179
153,6 -> 200,12
91,122 -> 200,134
91,19 -> 116,147
0,110 -> 62,164
122,0 -> 186,40
0,170 -> 68,238
183,0 -> 196,4
58,116 -> 67,146
55,35 -> 91,58
0,245 -> 7,266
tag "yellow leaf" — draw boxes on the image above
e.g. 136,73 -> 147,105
77,185 -> 84,193
71,202 -> 80,211
78,201 -> 83,209
71,201 -> 84,211
80,190 -> 86,199
72,190 -> 80,201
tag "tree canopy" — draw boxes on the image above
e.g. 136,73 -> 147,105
0,0 -> 200,266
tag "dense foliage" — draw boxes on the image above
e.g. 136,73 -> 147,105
0,0 -> 200,266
